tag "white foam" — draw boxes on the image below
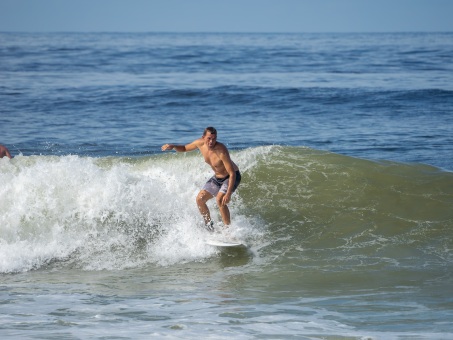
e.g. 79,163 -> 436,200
0,150 -> 266,273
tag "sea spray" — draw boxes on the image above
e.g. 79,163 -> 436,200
0,148 -> 269,273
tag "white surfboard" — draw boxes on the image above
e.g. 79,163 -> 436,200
206,238 -> 245,247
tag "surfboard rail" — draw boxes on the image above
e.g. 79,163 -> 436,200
205,239 -> 245,247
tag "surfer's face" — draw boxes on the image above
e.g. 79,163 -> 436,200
204,132 -> 217,149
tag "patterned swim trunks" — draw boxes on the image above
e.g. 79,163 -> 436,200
202,170 -> 241,196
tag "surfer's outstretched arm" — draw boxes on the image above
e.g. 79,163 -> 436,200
161,139 -> 201,152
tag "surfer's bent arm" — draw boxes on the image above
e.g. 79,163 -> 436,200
161,140 -> 200,152
219,149 -> 236,204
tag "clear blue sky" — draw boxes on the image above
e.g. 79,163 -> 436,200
1,0 -> 452,33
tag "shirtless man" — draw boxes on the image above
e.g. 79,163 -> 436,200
0,144 -> 12,159
161,127 -> 241,230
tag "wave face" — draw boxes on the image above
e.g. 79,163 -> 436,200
241,147 -> 453,280
1,146 -> 452,276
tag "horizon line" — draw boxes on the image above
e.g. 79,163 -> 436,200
1,30 -> 452,34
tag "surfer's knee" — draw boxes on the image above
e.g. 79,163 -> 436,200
215,193 -> 224,206
196,193 -> 204,206
196,190 -> 211,205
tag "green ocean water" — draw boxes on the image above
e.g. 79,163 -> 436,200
1,146 -> 453,338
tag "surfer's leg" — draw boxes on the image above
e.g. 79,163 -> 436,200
196,190 -> 214,225
216,193 -> 231,226
216,172 -> 241,226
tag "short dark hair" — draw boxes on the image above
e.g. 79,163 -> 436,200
203,127 -> 217,136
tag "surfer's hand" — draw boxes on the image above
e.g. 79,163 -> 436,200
221,193 -> 231,206
161,144 -> 173,151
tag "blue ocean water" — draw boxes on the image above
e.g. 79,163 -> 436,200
1,32 -> 453,339
1,32 -> 453,169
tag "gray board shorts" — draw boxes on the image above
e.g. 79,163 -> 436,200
202,170 -> 241,196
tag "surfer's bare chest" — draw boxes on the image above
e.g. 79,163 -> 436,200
200,147 -> 224,171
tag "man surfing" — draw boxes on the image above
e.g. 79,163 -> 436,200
161,127 -> 241,231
